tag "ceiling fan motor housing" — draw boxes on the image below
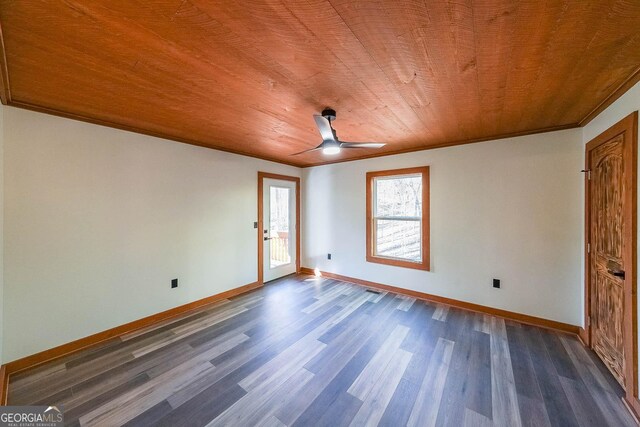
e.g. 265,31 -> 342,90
321,108 -> 336,121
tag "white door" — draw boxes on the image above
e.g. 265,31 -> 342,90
263,178 -> 297,282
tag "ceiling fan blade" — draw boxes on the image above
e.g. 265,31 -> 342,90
313,115 -> 336,141
291,145 -> 323,156
339,142 -> 386,149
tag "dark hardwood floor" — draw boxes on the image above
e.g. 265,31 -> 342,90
8,274 -> 637,426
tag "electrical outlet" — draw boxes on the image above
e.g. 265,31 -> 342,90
171,278 -> 178,289
327,253 -> 332,260
493,279 -> 500,289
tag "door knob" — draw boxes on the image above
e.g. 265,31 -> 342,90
264,237 -> 273,241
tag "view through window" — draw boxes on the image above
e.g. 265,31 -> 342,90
269,186 -> 291,268
374,174 -> 422,261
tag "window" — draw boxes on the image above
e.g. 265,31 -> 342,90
269,186 -> 291,268
366,166 -> 429,270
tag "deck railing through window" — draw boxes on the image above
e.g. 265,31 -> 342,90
270,231 -> 290,266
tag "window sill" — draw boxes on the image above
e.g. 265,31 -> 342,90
366,254 -> 430,271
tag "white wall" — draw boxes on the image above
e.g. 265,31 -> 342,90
582,80 -> 640,387
303,129 -> 584,325
2,107 -> 299,362
8,83 -> 637,363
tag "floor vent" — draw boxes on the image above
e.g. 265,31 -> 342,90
365,289 -> 382,294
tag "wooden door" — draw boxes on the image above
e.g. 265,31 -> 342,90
585,111 -> 637,397
590,134 -> 626,385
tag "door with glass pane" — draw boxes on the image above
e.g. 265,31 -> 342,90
263,178 -> 297,282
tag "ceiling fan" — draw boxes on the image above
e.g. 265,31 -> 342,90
292,108 -> 386,156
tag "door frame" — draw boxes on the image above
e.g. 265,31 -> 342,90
583,111 -> 638,409
257,172 -> 301,284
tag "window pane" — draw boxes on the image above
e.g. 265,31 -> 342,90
375,175 -> 422,218
270,186 -> 291,268
375,219 -> 421,262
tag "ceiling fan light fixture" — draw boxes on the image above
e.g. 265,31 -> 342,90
322,146 -> 341,155
322,140 -> 341,155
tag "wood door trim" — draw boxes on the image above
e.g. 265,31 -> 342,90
257,172 -> 301,284
300,268 -> 579,335
0,366 -> 7,407
583,111 -> 638,411
0,279 -> 262,405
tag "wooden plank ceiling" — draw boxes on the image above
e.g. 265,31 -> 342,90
0,1 -> 639,167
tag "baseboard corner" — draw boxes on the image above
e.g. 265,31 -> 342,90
623,395 -> 640,424
577,327 -> 588,346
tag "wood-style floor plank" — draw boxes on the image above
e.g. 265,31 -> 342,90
522,325 -> 582,427
347,324 -> 410,399
490,316 -> 523,427
407,337 -> 455,427
463,408 -> 493,427
7,274 -> 637,427
349,348 -> 412,426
